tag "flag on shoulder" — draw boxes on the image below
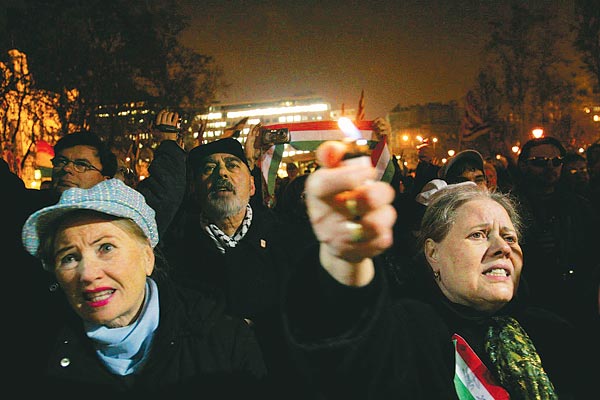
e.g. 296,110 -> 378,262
452,333 -> 509,400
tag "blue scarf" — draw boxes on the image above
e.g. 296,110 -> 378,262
85,277 -> 160,376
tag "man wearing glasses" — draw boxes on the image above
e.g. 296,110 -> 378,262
513,136 -> 599,333
38,109 -> 186,238
50,132 -> 117,195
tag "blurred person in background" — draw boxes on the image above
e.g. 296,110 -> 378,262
559,152 -> 590,199
586,142 -> 600,213
512,136 -> 599,331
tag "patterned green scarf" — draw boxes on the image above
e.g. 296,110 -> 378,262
485,315 -> 558,400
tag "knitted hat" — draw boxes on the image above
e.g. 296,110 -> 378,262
188,138 -> 250,172
22,179 -> 159,268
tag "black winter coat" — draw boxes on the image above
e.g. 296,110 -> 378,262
391,252 -> 594,399
11,276 -> 268,398
164,204 -> 313,397
282,246 -> 459,400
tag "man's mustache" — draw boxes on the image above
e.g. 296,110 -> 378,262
210,178 -> 235,193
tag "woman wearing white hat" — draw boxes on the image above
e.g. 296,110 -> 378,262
18,178 -> 267,397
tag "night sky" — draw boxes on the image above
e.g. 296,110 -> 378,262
179,0 -> 572,119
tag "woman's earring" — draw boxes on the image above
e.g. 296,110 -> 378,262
433,270 -> 441,281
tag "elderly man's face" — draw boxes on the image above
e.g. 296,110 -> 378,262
195,153 -> 255,220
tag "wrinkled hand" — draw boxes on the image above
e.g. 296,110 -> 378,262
305,141 -> 396,286
371,117 -> 391,142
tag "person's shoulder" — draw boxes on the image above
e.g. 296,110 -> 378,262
390,297 -> 449,333
250,204 -> 286,230
556,187 -> 599,218
168,281 -> 252,332
515,305 -> 576,335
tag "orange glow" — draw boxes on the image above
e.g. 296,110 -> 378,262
532,128 -> 544,138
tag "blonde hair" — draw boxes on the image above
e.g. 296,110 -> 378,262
39,209 -> 150,271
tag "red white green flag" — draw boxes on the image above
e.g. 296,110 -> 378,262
259,120 -> 394,196
452,334 -> 509,400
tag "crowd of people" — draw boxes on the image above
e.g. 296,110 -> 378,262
2,109 -> 599,398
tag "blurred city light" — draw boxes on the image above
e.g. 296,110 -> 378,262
532,128 -> 544,138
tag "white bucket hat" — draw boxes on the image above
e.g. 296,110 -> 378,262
22,179 -> 159,269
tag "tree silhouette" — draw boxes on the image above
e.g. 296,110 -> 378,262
1,0 -> 224,140
573,0 -> 600,98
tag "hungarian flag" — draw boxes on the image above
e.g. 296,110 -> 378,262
452,334 -> 509,400
259,120 -> 394,196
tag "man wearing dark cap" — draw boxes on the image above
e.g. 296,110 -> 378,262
438,149 -> 488,189
163,134 -> 306,396
512,136 -> 599,332
186,137 -> 256,238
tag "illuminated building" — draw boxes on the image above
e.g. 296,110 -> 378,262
198,96 -> 333,143
387,101 -> 461,168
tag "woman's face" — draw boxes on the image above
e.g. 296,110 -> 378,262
425,198 -> 523,313
52,214 -> 154,328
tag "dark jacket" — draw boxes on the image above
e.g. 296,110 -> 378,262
282,246 -> 458,400
135,140 -> 187,240
511,183 -> 600,329
394,253 -> 592,399
165,205 -> 293,323
12,276 -> 268,398
163,204 -> 305,395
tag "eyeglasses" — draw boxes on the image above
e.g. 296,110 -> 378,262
51,157 -> 102,173
526,156 -> 564,168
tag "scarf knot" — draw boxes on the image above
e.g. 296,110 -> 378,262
201,204 -> 253,253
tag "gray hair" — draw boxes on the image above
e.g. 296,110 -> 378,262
416,185 -> 522,254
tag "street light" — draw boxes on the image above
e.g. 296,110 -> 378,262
448,149 -> 455,157
532,128 -> 544,138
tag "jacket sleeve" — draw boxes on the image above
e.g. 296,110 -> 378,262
281,245 -> 458,399
136,140 -> 187,239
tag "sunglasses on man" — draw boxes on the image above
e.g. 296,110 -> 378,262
525,156 -> 564,168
